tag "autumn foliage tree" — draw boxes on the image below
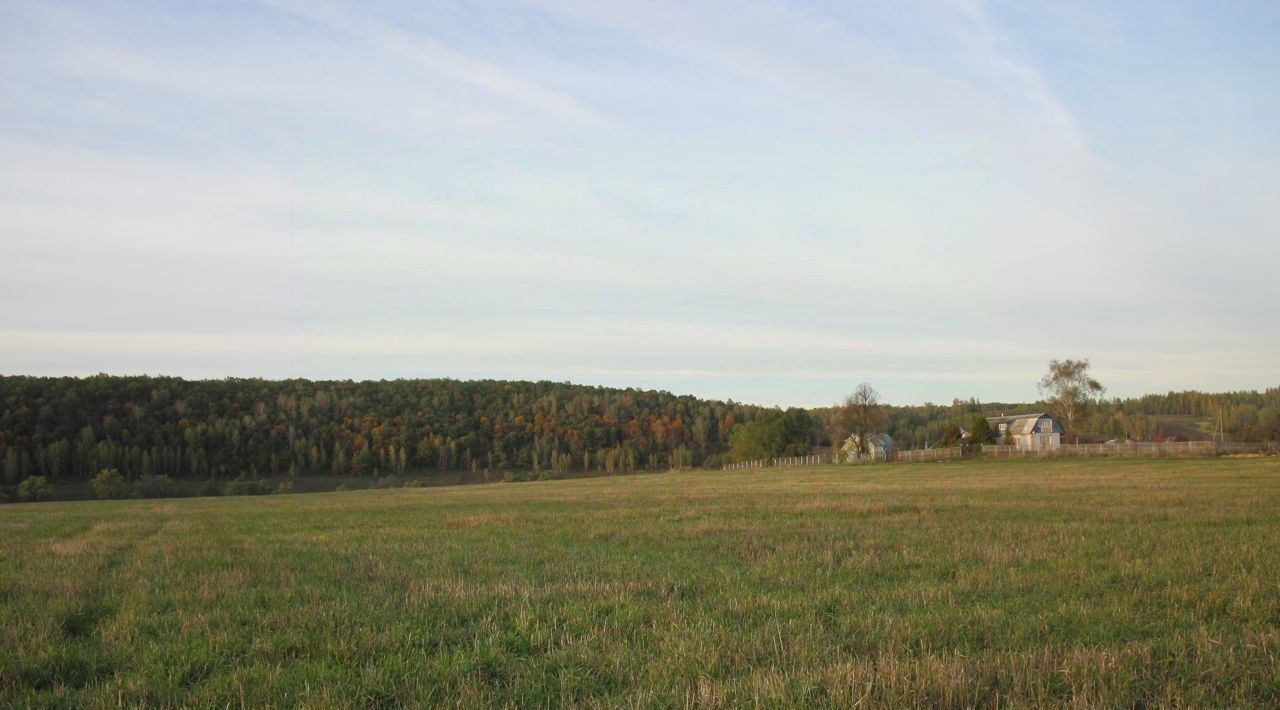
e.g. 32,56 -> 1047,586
0,375 -> 767,482
1038,359 -> 1105,438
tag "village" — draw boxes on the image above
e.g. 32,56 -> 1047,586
841,411 -> 1063,460
723,410 -> 1241,471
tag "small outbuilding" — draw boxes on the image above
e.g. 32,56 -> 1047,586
841,432 -> 895,461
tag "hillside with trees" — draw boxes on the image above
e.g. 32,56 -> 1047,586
1,375 -> 1276,486
0,376 -> 772,483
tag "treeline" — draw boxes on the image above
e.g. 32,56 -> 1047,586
1091,389 -> 1280,442
0,375 -> 773,482
2,375 -> 1276,484
877,389 -> 1280,449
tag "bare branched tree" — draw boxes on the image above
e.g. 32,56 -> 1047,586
831,383 -> 887,456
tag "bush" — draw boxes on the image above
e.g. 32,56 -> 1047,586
275,481 -> 294,494
18,475 -> 54,502
199,479 -> 222,497
224,479 -> 272,496
91,468 -> 130,499
131,475 -> 176,499
402,480 -> 425,488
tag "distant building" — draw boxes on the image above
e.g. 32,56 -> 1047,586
841,433 -> 895,460
986,413 -> 1062,449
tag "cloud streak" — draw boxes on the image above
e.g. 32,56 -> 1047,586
1,0 -> 1276,405
262,0 -> 608,128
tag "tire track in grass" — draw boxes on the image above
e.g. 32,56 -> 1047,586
22,511 -> 171,694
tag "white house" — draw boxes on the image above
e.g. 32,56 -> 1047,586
985,413 -> 1062,449
841,432 -> 895,460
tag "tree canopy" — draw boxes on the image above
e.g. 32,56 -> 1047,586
829,383 -> 887,455
1,375 -> 1275,485
727,408 -> 820,461
1038,359 -> 1105,436
0,375 -> 769,482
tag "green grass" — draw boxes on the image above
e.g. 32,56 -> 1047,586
3,457 -> 1280,707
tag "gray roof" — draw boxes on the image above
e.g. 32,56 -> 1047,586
866,433 -> 894,447
841,432 -> 894,450
986,412 -> 1054,435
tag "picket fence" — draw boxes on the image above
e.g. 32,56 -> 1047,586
722,440 -> 1276,470
980,441 -> 1213,458
722,454 -> 832,470
896,446 -> 964,462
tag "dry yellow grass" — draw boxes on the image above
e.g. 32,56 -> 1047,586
2,456 -> 1279,706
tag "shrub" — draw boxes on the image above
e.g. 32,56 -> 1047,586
199,479 -> 222,497
224,479 -> 272,496
275,481 -> 294,494
18,475 -> 54,502
402,480 -> 425,488
132,475 -> 176,499
91,468 -> 130,499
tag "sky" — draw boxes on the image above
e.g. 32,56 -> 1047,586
2,0 -> 1278,407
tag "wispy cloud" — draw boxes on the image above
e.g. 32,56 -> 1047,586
946,0 -> 1083,141
261,0 -> 608,128
1,0 -> 1276,405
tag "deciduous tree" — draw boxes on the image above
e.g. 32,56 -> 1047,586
831,383 -> 887,456
1038,359 -> 1105,437
969,416 -> 992,446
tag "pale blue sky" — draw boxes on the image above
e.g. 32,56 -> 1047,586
2,0 -> 1277,406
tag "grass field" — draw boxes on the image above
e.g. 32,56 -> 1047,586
3,458 -> 1280,707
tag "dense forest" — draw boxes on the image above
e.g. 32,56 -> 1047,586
0,375 -> 1277,484
0,376 -> 775,483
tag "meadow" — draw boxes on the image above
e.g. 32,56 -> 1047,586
3,457 -> 1279,707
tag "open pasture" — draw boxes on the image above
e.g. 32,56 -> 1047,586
3,457 -> 1279,707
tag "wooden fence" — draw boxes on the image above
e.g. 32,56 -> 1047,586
723,448 -> 962,469
979,441 -> 1214,458
722,454 -> 832,470
1215,441 -> 1280,455
895,446 -> 964,462
722,440 -> 1276,470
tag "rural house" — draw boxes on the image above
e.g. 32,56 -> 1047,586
841,433 -> 895,460
986,413 -> 1062,449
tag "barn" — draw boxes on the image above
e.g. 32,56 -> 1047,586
986,413 -> 1063,449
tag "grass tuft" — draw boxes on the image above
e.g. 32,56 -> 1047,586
2,457 -> 1280,705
